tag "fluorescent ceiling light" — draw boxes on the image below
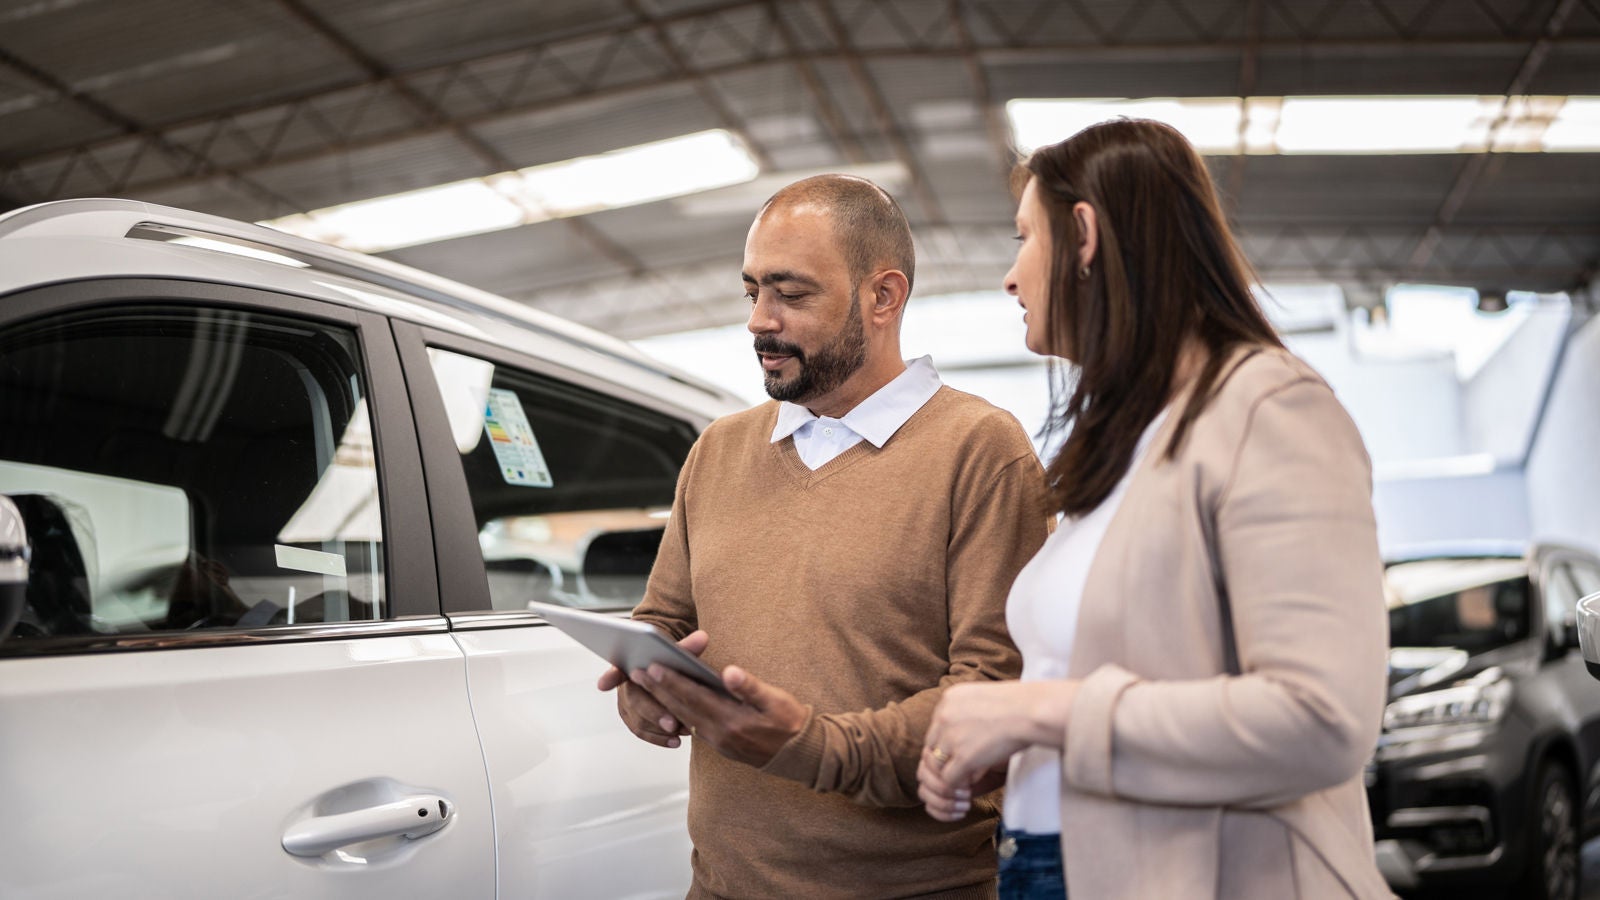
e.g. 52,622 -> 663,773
1008,96 -> 1600,155
512,129 -> 760,215
261,129 -> 759,253
1542,97 -> 1600,150
672,160 -> 909,218
269,180 -> 524,253
1009,98 -> 1243,154
1275,97 -> 1488,153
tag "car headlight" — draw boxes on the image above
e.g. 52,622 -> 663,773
1377,668 -> 1511,761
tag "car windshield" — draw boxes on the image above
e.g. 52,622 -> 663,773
1385,557 -> 1531,653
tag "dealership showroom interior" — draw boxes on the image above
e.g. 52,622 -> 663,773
4,1 -> 1600,898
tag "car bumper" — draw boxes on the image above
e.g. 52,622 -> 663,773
1366,719 -> 1534,891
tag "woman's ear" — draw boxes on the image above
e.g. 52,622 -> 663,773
1073,201 -> 1098,271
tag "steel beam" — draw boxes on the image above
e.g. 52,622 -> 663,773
271,0 -> 650,277
1225,0 -> 1265,217
1403,0 -> 1583,278
812,0 -> 948,224
949,0 -> 1017,180
0,44 -> 301,214
8,30 -> 1600,203
762,1 -> 866,165
623,0 -> 774,171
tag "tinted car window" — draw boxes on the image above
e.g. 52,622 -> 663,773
0,306 -> 384,638
427,348 -> 695,612
1543,562 -> 1583,646
1385,558 -> 1530,653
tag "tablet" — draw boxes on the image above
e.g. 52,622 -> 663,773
529,601 -> 732,698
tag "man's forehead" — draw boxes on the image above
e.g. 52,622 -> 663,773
744,205 -> 844,278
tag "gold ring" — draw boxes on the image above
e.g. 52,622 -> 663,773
931,746 -> 951,765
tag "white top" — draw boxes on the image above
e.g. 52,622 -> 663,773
769,355 -> 943,470
1002,409 -> 1169,834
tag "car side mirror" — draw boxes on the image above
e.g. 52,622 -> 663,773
0,495 -> 29,643
1577,592 -> 1600,680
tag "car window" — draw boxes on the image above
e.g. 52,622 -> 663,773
0,305 -> 385,638
1385,558 -> 1531,653
1568,560 -> 1600,598
1542,562 -> 1583,646
426,348 -> 695,612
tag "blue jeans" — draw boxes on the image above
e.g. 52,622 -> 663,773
996,827 -> 1066,900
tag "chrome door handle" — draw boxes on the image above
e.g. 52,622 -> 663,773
282,795 -> 453,857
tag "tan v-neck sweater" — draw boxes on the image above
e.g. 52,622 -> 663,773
635,386 -> 1051,899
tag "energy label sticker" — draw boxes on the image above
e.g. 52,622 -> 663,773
484,388 -> 554,488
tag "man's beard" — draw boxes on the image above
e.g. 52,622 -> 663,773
755,301 -> 867,404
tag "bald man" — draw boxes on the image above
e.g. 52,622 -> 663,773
598,175 -> 1050,899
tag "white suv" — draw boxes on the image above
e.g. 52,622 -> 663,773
0,199 -> 740,899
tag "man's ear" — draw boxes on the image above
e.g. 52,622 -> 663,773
867,269 -> 910,324
1073,202 -> 1098,270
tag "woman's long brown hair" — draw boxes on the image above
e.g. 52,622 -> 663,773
1025,118 -> 1283,517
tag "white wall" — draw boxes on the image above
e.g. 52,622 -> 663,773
1372,469 -> 1530,553
1463,304 -> 1570,464
1526,312 -> 1600,557
636,287 -> 1588,558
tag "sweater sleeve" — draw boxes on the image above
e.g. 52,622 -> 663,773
630,436 -> 701,641
1061,378 -> 1388,808
762,446 -> 1049,807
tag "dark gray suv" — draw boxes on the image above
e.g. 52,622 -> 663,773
1371,543 -> 1600,900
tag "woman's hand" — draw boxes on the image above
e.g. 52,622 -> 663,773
918,749 -> 1007,821
919,680 -> 1079,818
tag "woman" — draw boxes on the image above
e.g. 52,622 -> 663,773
918,119 -> 1392,899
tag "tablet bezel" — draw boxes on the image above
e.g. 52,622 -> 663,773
529,601 -> 731,697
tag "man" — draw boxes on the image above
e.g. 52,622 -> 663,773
598,174 -> 1049,898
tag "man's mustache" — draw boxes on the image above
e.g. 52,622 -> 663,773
753,337 -> 804,361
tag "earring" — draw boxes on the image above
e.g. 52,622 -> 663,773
1079,263 -> 1091,280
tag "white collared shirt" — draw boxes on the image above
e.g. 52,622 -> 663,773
769,356 -> 943,470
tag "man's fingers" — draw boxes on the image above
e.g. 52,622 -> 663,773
617,682 -> 682,744
597,665 -> 627,692
678,630 -> 709,657
722,665 -> 768,710
638,664 -> 728,730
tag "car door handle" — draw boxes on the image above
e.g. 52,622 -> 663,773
282,795 -> 453,857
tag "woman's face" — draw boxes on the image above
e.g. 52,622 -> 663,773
1004,177 -> 1056,357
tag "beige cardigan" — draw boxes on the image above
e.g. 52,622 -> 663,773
1058,347 -> 1394,899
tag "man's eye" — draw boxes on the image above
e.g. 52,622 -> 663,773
778,292 -> 802,302
1012,234 -> 1024,243
743,292 -> 757,303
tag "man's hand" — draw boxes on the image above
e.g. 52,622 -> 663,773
641,663 -> 809,768
597,630 -> 709,749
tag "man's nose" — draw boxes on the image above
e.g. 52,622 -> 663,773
747,294 -> 780,334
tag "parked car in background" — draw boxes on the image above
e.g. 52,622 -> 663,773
1575,589 -> 1600,681
1370,543 -> 1600,900
0,199 -> 743,898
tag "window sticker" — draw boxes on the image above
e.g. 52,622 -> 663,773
485,388 -> 554,488
275,544 -> 348,577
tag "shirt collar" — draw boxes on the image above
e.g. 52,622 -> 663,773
769,356 -> 943,447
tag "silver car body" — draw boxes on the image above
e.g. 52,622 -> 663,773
0,199 -> 740,898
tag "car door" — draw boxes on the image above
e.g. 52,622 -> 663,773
394,320 -> 701,898
0,279 -> 494,899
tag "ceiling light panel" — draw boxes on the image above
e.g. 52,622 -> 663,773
1007,96 -> 1600,156
261,130 -> 759,253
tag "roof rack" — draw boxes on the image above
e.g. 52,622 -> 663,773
0,199 -> 726,400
